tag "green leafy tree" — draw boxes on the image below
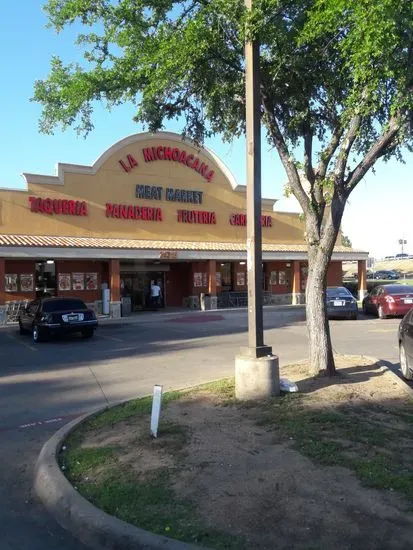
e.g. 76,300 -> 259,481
34,0 -> 413,376
342,235 -> 352,248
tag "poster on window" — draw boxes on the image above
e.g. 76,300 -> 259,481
58,273 -> 71,291
5,274 -> 17,292
279,271 -> 287,285
20,274 -> 34,292
236,272 -> 246,286
269,271 -> 278,285
193,272 -> 203,288
216,272 -> 221,287
85,272 -> 98,291
202,272 -> 208,288
72,273 -> 85,291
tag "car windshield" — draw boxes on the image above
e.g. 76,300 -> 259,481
42,299 -> 87,312
327,287 -> 351,298
385,286 -> 413,295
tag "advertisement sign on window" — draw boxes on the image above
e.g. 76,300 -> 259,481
193,273 -> 203,288
216,272 -> 221,287
5,274 -> 17,292
269,271 -> 278,285
236,272 -> 246,286
20,274 -> 34,292
85,273 -> 98,291
72,273 -> 85,291
58,273 -> 71,291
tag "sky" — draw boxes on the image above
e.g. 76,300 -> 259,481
0,1 -> 412,260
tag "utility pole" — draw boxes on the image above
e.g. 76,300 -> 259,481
235,0 -> 279,400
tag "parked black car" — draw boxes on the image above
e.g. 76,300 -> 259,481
326,286 -> 358,320
374,270 -> 399,280
399,309 -> 413,380
18,297 -> 98,343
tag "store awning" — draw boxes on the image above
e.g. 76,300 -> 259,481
0,234 -> 368,261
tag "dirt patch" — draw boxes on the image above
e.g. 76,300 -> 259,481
64,356 -> 413,550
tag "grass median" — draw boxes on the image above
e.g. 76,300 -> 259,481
60,357 -> 413,550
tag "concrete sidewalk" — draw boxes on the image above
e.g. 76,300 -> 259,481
97,304 -> 306,326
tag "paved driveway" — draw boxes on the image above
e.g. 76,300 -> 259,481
0,308 -> 404,549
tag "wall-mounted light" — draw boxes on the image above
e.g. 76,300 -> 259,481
221,263 -> 225,266
239,261 -> 246,265
286,263 -> 291,267
46,260 -> 55,265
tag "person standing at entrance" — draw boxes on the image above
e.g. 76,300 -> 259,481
150,280 -> 161,309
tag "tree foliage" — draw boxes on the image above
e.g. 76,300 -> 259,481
341,235 -> 352,248
34,0 -> 413,374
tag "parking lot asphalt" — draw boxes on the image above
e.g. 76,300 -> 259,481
0,307 -> 404,549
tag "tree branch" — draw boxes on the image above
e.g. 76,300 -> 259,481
345,116 -> 402,195
316,126 -> 343,179
334,114 -> 362,185
261,88 -> 312,215
303,128 -> 315,184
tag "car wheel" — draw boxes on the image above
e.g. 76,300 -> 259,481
400,344 -> 413,380
82,329 -> 94,339
32,324 -> 44,343
378,305 -> 387,319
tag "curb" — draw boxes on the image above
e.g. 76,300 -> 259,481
34,407 -> 209,550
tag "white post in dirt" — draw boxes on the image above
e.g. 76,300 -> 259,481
150,385 -> 163,438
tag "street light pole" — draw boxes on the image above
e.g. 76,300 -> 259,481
244,0 -> 268,356
235,0 -> 279,400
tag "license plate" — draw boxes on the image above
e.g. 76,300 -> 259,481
333,300 -> 344,306
404,299 -> 413,304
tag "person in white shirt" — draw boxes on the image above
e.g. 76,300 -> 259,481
150,281 -> 162,309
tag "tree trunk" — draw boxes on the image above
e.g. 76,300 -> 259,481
305,245 -> 336,377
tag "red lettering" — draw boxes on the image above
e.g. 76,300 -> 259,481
119,159 -> 131,173
128,205 -> 135,219
199,163 -> 208,177
157,146 -> 164,160
68,201 -> 75,215
147,207 -> 154,221
186,154 -> 194,167
206,170 -> 214,182
164,147 -> 172,160
29,196 -> 36,212
211,212 -> 216,224
127,154 -> 138,169
53,200 -> 62,214
141,207 -> 147,220
192,158 -> 200,172
172,148 -> 180,161
177,210 -> 183,222
143,148 -> 155,162
203,212 -> 209,224
119,205 -> 128,219
152,147 -> 158,160
80,202 -> 88,216
62,200 -> 69,215
182,210 -> 188,222
44,198 -> 53,215
156,208 -> 163,221
106,203 -> 113,217
135,206 -> 141,219
179,150 -> 187,165
113,205 -> 120,218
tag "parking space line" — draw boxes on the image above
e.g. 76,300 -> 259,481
6,332 -> 37,352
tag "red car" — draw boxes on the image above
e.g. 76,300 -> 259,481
362,284 -> 413,319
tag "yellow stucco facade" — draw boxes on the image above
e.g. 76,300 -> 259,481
0,132 -> 305,245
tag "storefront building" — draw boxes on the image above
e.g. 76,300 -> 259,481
0,132 -> 368,317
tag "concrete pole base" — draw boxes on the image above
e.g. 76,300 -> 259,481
358,289 -> 368,301
235,354 -> 280,400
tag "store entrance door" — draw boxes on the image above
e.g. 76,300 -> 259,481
120,271 -> 165,311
